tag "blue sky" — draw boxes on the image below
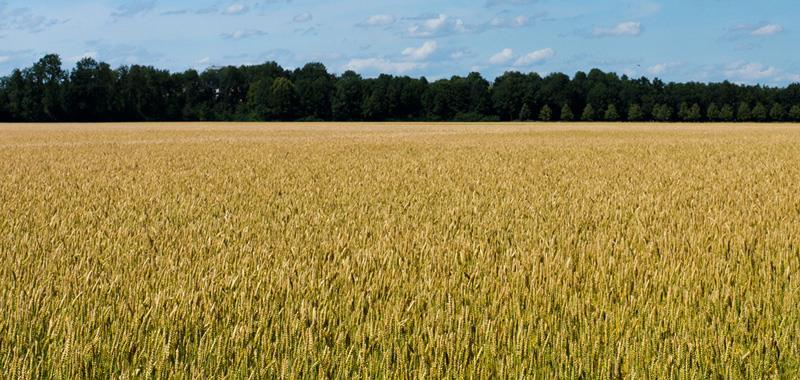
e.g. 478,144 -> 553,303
1,0 -> 797,85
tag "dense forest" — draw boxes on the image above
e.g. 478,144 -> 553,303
2,54 -> 800,123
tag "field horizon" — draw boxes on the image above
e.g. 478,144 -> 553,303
2,122 -> 799,378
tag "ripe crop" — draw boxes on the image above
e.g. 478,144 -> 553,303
1,122 -> 799,378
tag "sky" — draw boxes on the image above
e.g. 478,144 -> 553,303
0,0 -> 797,85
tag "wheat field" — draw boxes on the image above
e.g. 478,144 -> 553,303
1,122 -> 799,378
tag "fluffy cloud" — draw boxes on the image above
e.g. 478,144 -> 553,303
750,24 -> 783,36
647,62 -> 681,76
221,29 -> 268,40
402,41 -> 437,61
593,21 -> 641,37
344,58 -> 422,74
514,48 -> 554,66
358,14 -> 396,28
724,62 -> 779,81
224,3 -> 248,15
0,56 -> 10,64
408,14 -> 468,38
489,48 -> 513,65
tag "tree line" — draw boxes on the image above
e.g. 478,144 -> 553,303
2,54 -> 800,123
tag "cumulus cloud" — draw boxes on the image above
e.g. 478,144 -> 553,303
221,29 -> 268,40
224,3 -> 248,15
344,58 -> 422,74
593,21 -> 642,37
750,24 -> 783,36
514,48 -> 554,66
647,62 -> 682,76
407,14 -> 469,38
489,48 -> 514,65
358,14 -> 395,28
402,41 -> 437,61
724,62 -> 779,81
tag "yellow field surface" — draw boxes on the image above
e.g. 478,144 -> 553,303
1,122 -> 799,378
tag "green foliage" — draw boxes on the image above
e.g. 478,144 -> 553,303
332,71 -> 363,121
560,104 -> 574,121
751,103 -> 768,121
519,103 -> 533,121
720,104 -> 735,121
627,104 -> 644,121
268,77 -> 298,120
581,104 -> 595,121
706,103 -> 720,121
538,105 -> 553,121
3,53 -> 800,123
652,104 -> 673,121
790,105 -> 800,121
769,103 -> 785,121
737,102 -> 752,121
604,104 -> 619,121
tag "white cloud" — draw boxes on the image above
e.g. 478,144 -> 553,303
0,56 -> 10,64
593,21 -> 641,37
197,57 -> 211,65
68,51 -> 98,62
514,48 -> 554,66
224,3 -> 248,15
293,12 -> 312,23
489,15 -> 529,28
359,14 -> 396,27
408,14 -> 469,38
751,24 -> 783,36
489,48 -> 514,64
221,29 -> 268,40
724,62 -> 779,81
402,41 -> 438,61
647,62 -> 681,76
344,58 -> 423,74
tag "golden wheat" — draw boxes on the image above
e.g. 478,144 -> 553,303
1,122 -> 799,378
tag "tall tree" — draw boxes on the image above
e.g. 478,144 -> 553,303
539,105 -> 553,121
560,104 -> 574,121
604,104 -> 619,121
332,71 -> 364,121
769,103 -> 785,121
268,77 -> 298,120
581,104 -> 595,121
628,104 -> 644,121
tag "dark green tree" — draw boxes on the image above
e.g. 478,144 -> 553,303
751,103 -> 768,121
604,104 -> 619,121
789,105 -> 800,121
268,77 -> 298,120
652,104 -> 672,121
332,71 -> 364,121
687,103 -> 702,121
737,102 -> 751,121
706,103 -> 720,121
519,103 -> 532,121
560,104 -> 574,121
293,63 -> 334,120
539,105 -> 553,121
769,103 -> 785,121
720,104 -> 735,121
627,104 -> 644,121
581,104 -> 595,121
